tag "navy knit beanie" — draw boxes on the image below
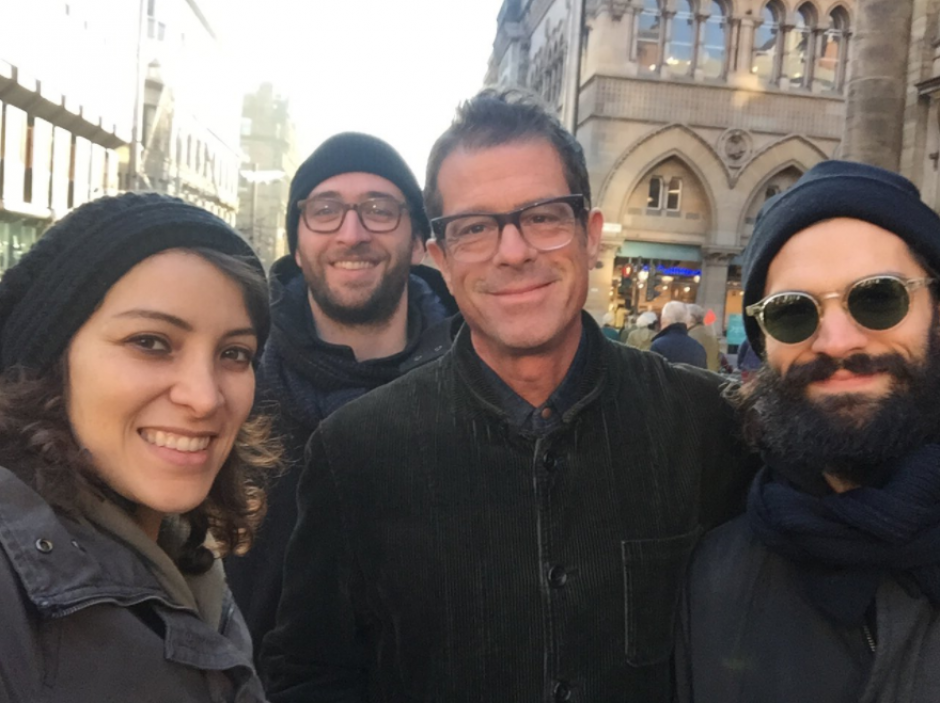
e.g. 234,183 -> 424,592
286,132 -> 429,255
742,160 -> 940,353
0,191 -> 267,373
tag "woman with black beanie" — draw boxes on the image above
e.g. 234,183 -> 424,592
0,192 -> 281,702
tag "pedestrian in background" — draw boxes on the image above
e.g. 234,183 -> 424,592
625,310 -> 658,350
601,311 -> 621,340
0,192 -> 280,702
687,303 -> 720,372
650,301 -> 707,368
225,133 -> 457,661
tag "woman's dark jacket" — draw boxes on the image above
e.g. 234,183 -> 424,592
225,257 -> 455,658
677,515 -> 940,703
0,466 -> 263,702
262,317 -> 755,702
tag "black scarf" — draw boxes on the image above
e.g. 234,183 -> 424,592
748,444 -> 940,625
258,261 -> 450,431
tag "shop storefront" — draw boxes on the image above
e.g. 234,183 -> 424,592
611,241 -> 702,324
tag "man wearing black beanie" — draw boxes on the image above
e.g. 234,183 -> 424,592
677,160 -> 940,703
225,132 -> 457,662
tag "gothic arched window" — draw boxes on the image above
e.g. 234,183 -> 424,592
666,0 -> 696,78
783,4 -> 817,88
700,1 -> 729,80
816,7 -> 850,92
753,1 -> 784,86
636,0 -> 664,75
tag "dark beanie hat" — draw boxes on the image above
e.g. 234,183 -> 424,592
742,160 -> 940,353
0,191 -> 267,372
286,132 -> 429,255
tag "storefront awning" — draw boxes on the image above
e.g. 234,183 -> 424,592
616,241 -> 702,262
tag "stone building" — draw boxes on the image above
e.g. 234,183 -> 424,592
895,0 -> 940,211
488,0 -> 855,339
236,83 -> 299,269
132,0 -> 242,223
0,0 -> 243,276
0,0 -> 135,274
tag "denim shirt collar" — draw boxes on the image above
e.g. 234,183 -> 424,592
476,328 -> 589,435
448,310 -> 609,436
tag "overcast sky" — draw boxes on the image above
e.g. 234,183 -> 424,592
224,0 -> 505,183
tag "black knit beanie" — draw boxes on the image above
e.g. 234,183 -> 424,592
742,160 -> 940,354
0,191 -> 267,373
286,132 -> 429,255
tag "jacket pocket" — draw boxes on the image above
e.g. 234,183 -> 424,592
621,527 -> 702,667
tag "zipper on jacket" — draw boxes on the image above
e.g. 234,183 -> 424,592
862,623 -> 876,653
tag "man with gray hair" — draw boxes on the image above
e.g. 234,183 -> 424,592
650,301 -> 707,368
687,303 -> 720,371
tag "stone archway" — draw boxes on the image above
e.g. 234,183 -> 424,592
597,123 -> 729,226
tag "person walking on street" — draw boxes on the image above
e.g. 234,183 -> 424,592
650,301 -> 707,368
687,304 -> 720,372
625,310 -> 658,351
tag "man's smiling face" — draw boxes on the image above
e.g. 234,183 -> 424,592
294,172 -> 424,326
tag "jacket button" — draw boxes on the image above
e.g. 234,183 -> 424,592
553,680 -> 572,702
543,453 -> 557,471
35,538 -> 53,553
548,565 -> 568,588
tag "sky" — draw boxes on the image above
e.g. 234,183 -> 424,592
223,0 -> 506,184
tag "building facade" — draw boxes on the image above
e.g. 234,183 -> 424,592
488,0 -> 854,338
0,0 -> 135,274
0,0 -> 243,277
133,0 -> 242,223
899,0 -> 940,211
236,83 -> 299,269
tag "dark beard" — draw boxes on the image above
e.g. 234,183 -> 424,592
305,248 -> 412,327
732,325 -> 940,490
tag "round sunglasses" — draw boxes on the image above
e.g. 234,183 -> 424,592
746,274 -> 935,345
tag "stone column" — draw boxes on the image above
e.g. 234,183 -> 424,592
841,0 -> 915,171
730,16 -> 757,86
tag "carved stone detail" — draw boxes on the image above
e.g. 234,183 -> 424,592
717,128 -> 753,167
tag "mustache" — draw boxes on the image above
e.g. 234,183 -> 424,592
781,352 -> 916,390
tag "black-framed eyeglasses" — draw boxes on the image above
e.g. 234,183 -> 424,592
297,196 -> 409,234
746,274 -> 934,345
429,194 -> 587,263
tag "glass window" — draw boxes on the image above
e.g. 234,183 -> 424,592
648,176 -> 664,209
783,6 -> 814,88
816,9 -> 848,92
667,0 -> 696,78
765,184 -> 781,201
700,2 -> 727,80
666,178 -> 682,211
753,3 -> 782,86
637,0 -> 663,74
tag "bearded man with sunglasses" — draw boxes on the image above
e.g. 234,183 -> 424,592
677,160 -> 940,703
263,90 -> 756,703
225,133 -> 457,662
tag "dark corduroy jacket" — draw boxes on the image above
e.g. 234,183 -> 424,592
262,316 -> 755,703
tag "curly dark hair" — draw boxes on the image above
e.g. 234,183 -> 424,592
0,248 -> 282,574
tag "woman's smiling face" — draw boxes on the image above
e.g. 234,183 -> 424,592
66,249 -> 258,538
